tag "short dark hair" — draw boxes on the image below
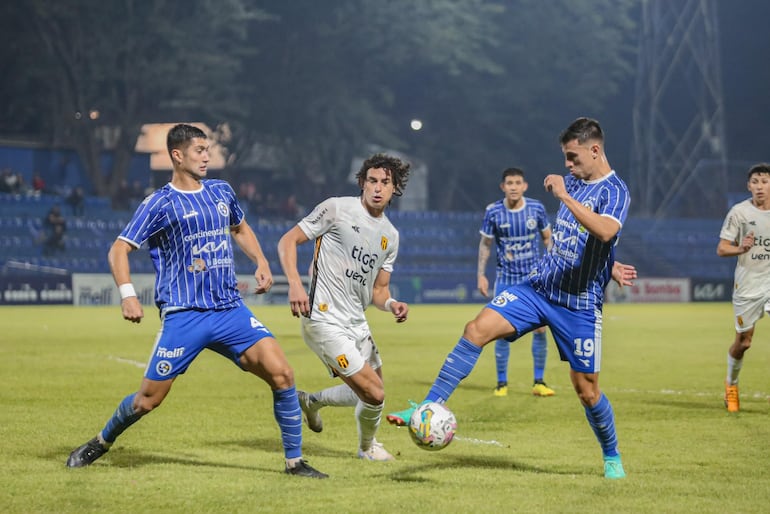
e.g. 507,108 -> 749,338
559,117 -> 604,146
167,124 -> 207,159
747,162 -> 770,180
356,153 -> 411,197
501,167 -> 525,182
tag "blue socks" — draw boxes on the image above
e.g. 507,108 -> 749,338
532,331 -> 547,382
101,393 -> 144,443
584,393 -> 619,457
426,337 -> 482,403
494,339 -> 510,384
273,386 -> 303,460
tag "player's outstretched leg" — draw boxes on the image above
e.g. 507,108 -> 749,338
584,393 -> 625,479
66,393 -> 143,468
387,337 -> 482,425
493,339 -> 509,397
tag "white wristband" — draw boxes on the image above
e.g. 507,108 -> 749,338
384,298 -> 397,311
118,283 -> 137,300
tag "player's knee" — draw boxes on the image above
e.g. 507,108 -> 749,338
134,395 -> 162,415
462,320 -> 490,347
269,364 -> 295,390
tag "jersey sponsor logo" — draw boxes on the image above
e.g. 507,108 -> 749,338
381,236 -> 388,250
192,240 -> 229,255
187,258 -> 208,273
336,354 -> 349,369
347,245 -> 378,285
491,290 -> 518,306
156,346 -> 185,358
307,207 -> 327,224
182,210 -> 198,219
183,228 -> 227,241
156,360 -> 173,376
216,201 -> 229,217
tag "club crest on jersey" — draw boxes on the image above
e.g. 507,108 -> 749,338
336,354 -> 349,369
216,201 -> 229,217
381,236 -> 388,250
526,217 -> 537,230
187,258 -> 208,273
318,303 -> 329,312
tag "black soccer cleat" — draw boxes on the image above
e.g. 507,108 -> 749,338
66,437 -> 109,468
284,459 -> 328,479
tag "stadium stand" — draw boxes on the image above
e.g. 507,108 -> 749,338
0,192 -> 730,281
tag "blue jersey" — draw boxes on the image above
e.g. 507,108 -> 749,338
118,179 -> 246,312
529,171 -> 629,310
480,197 -> 550,284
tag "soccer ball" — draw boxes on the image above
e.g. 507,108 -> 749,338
408,402 -> 457,451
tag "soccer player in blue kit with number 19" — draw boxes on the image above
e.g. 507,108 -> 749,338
388,117 -> 636,479
65,124 -> 327,478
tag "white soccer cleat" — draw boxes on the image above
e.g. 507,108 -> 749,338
297,390 -> 323,433
358,439 -> 395,461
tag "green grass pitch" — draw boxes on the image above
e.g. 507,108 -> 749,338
1,302 -> 769,513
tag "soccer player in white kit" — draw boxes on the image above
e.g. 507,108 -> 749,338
278,153 -> 410,461
717,163 -> 770,413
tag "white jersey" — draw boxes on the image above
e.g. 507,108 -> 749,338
298,196 -> 399,325
719,199 -> 770,300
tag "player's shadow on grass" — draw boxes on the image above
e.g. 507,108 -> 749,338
388,454 -> 587,483
214,437 -> 351,459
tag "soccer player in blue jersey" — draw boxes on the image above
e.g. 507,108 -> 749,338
65,124 -> 327,478
478,168 -> 554,397
388,117 -> 635,479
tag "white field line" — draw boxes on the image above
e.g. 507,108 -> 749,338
108,355 -> 146,368
453,435 -> 506,447
611,387 -> 769,399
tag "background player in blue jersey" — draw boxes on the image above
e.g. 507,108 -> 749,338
388,117 -> 635,479
478,167 -> 553,397
66,124 -> 327,478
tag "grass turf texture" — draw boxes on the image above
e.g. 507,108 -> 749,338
1,303 -> 769,513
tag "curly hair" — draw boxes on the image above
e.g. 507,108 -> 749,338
356,153 -> 411,197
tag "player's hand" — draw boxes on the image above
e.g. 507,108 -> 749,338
740,231 -> 755,253
544,174 -> 566,198
121,296 -> 144,323
612,261 -> 637,288
390,301 -> 409,323
477,275 -> 489,298
287,282 -> 311,318
254,267 -> 273,294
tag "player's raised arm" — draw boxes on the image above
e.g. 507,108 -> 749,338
107,238 -> 143,323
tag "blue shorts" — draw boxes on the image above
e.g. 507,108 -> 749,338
144,305 -> 274,380
487,282 -> 603,373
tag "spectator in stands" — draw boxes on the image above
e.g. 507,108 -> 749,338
277,153 -> 411,462
386,117 -> 636,480
65,123 -> 326,479
66,186 -> 86,217
1,168 -> 23,194
477,167 -> 554,398
42,204 -> 67,255
112,180 -> 132,210
32,172 -> 47,196
717,162 -> 770,413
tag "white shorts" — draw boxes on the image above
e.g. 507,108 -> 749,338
732,295 -> 770,332
300,318 -> 382,378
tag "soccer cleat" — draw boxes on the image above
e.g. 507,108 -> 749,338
603,455 -> 626,479
66,437 -> 109,468
297,390 -> 323,433
358,439 -> 396,461
724,382 -> 739,413
532,380 -> 555,397
285,459 -> 329,479
493,381 -> 508,397
386,400 -> 420,426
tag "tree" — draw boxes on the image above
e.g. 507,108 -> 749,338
1,0 -> 269,197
